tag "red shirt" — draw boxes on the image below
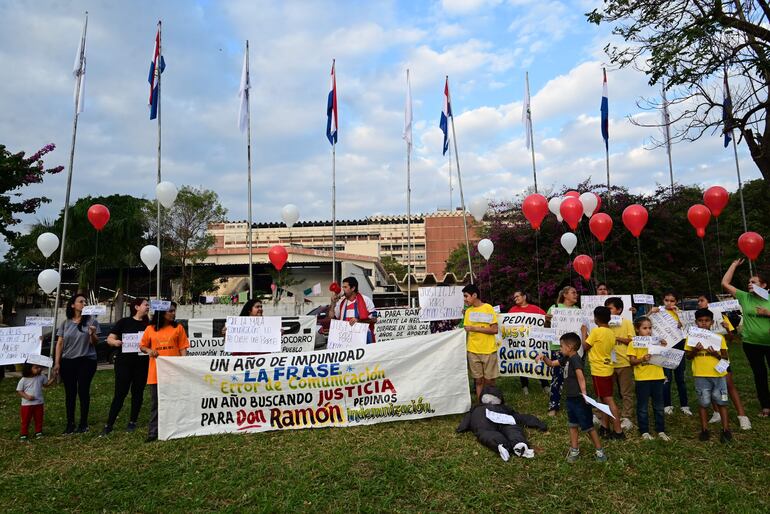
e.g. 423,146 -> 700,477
508,304 -> 546,315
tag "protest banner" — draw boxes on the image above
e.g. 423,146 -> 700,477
686,327 -> 723,352
156,328 -> 471,440
647,345 -> 685,369
186,317 -> 317,356
122,332 -> 144,354
581,295 -> 633,330
224,316 -> 282,353
82,304 -> 107,316
418,286 -> 464,321
680,309 -> 727,335
0,326 -> 42,365
25,316 -> 54,327
649,311 -> 685,347
497,314 -> 553,379
374,308 -> 430,342
328,319 -> 369,349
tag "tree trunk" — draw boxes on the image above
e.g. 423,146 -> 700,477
744,128 -> 770,181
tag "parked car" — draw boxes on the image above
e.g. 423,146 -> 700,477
306,305 -> 331,350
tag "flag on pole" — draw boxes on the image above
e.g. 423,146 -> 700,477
723,73 -> 733,148
72,13 -> 88,114
326,60 -> 338,145
304,283 -> 322,297
403,69 -> 413,148
238,43 -> 250,133
600,68 -> 609,151
440,77 -> 452,155
148,22 -> 166,120
522,73 -> 532,149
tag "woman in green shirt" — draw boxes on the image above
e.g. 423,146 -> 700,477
722,258 -> 770,417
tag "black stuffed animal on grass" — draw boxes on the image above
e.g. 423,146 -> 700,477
456,385 -> 548,461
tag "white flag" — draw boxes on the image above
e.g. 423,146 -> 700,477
522,72 -> 532,149
238,42 -> 250,133
72,13 -> 88,114
403,69 -> 412,148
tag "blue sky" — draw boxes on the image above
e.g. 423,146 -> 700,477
0,0 -> 760,255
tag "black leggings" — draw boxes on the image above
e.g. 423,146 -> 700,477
106,354 -> 149,427
60,357 -> 97,428
743,342 -> 770,409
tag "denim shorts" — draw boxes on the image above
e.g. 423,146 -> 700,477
694,376 -> 729,407
566,396 -> 594,432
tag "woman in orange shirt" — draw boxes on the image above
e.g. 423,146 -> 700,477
140,302 -> 188,442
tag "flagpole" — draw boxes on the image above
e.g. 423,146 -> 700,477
662,80 -> 675,196
51,11 -> 87,360
155,20 -> 162,300
602,68 -> 611,207
447,76 -> 474,284
244,41 -> 254,299
525,72 -> 538,193
332,143 -> 337,285
405,69 -> 412,307
448,142 -> 453,211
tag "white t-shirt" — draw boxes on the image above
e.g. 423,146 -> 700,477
334,294 -> 376,320
17,375 -> 46,406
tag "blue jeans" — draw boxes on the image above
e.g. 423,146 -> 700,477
636,379 -> 665,434
566,396 -> 593,431
694,376 -> 728,408
549,350 -> 564,411
663,340 -> 689,408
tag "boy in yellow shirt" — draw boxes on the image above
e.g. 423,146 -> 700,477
582,306 -> 624,439
462,284 -> 499,403
605,297 -> 635,430
685,308 -> 732,443
626,317 -> 670,441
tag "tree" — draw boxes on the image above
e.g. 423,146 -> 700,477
381,256 -> 407,280
0,143 -> 63,243
587,1 -> 770,180
145,186 -> 227,302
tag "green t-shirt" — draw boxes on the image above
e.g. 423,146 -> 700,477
735,289 -> 770,346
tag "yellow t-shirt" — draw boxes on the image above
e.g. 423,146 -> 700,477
626,339 -> 665,381
685,334 -> 728,378
663,307 -> 681,325
611,318 -> 636,368
464,303 -> 498,355
721,314 -> 735,332
586,326 -> 615,377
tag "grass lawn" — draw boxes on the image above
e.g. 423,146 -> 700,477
1,344 -> 770,513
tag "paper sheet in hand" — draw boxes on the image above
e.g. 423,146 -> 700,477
631,336 -> 661,349
686,327 -> 723,351
25,316 -> 54,327
150,300 -> 172,311
582,394 -> 615,419
418,286 -> 465,321
753,284 -> 770,300
633,294 -> 655,305
224,316 -> 282,353
0,326 -> 42,365
122,332 -> 144,354
328,319 -> 369,349
647,345 -> 685,369
486,409 -> 516,425
715,359 -> 730,374
26,354 -> 53,368
82,305 -> 107,316
650,311 -> 684,347
710,300 -> 740,312
468,311 -> 494,323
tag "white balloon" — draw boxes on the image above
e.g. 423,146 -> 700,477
579,192 -> 598,218
36,232 -> 59,258
281,204 -> 300,228
548,197 -> 564,222
478,238 -> 494,260
155,181 -> 178,209
37,269 -> 60,294
468,197 -> 488,221
560,232 -> 577,255
140,245 -> 161,271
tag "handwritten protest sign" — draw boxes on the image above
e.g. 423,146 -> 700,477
581,295 -> 633,330
710,300 -> 740,312
649,311 -> 684,347
633,294 -> 655,305
630,336 -> 663,349
647,345 -> 685,369
328,319 -> 369,349
26,354 -> 53,368
224,316 -> 282,353
753,284 -> 769,300
583,394 -> 615,418
680,309 -> 727,335
550,308 -> 587,356
25,316 -> 54,327
715,359 -> 730,374
0,326 -> 42,365
82,304 -> 107,316
497,314 -> 553,379
122,332 -> 144,354
187,317 -> 316,356
156,328 -> 470,440
418,286 -> 464,321
150,300 -> 172,311
686,327 -> 723,351
374,308 -> 430,342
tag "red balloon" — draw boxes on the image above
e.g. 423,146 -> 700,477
559,197 -> 584,230
522,193 -> 549,230
87,204 -> 110,231
687,204 -> 711,239
589,213 -> 613,242
703,186 -> 729,217
593,193 -> 602,215
738,232 -> 765,261
329,282 -> 341,294
564,190 -> 580,198
268,245 -> 288,270
622,204 -> 648,238
573,254 -> 594,281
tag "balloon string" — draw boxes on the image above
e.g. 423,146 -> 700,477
94,231 -> 99,300
715,218 -> 723,279
601,243 -> 607,285
636,237 -> 645,294
702,238 -> 713,299
535,230 -> 541,306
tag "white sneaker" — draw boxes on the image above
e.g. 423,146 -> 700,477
680,406 -> 693,416
522,386 -> 529,396
664,406 -> 674,415
621,418 -> 633,430
738,415 -> 752,430
498,444 -> 510,462
592,415 -> 601,425
708,411 -> 721,424
641,432 -> 653,440
658,432 -> 671,441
